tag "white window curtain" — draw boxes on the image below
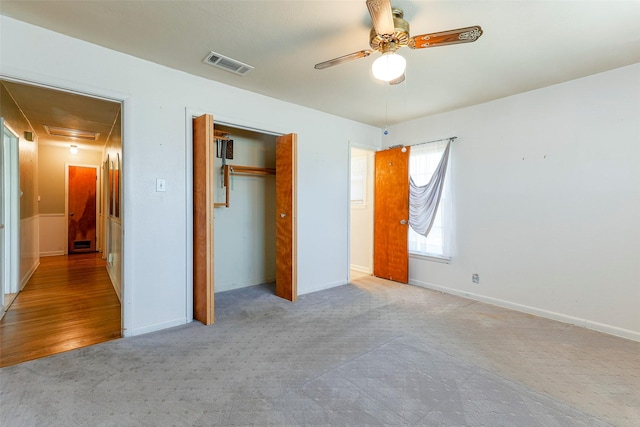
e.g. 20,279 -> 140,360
408,140 -> 451,257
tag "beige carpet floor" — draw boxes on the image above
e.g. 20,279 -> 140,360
1,274 -> 638,426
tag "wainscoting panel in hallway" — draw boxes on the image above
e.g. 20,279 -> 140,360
0,253 -> 121,367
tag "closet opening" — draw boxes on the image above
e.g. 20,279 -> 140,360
192,113 -> 297,325
213,124 -> 277,295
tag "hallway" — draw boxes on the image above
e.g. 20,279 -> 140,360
0,253 -> 121,367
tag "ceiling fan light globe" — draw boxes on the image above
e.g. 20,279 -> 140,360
372,52 -> 406,82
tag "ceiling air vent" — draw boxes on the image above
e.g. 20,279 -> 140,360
44,125 -> 100,141
203,51 -> 254,76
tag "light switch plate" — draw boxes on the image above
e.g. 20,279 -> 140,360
156,178 -> 166,192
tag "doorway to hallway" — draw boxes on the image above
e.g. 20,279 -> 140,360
0,78 -> 124,362
0,253 -> 121,367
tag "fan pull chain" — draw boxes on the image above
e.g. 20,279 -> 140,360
384,83 -> 389,136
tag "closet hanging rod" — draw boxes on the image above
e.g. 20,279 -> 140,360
228,165 -> 276,175
214,164 -> 276,209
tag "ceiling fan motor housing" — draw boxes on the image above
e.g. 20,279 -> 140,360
369,8 -> 410,52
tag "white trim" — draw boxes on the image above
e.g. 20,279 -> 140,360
1,75 -> 129,339
0,73 -> 127,105
350,264 -> 371,274
409,252 -> 451,264
125,317 -> 189,337
409,278 -> 640,343
106,264 -> 121,302
214,113 -> 288,137
2,121 -> 20,297
301,279 -> 348,296
40,251 -> 65,257
20,260 -> 40,291
347,142 -> 376,284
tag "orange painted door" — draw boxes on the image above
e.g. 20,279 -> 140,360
275,133 -> 297,301
193,114 -> 215,325
68,166 -> 97,253
374,146 -> 410,283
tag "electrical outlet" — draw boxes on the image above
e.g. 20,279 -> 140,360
472,273 -> 480,284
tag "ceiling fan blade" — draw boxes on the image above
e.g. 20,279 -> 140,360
366,0 -> 395,36
389,73 -> 405,85
410,26 -> 483,49
314,50 -> 373,70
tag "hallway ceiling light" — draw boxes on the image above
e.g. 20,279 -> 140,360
44,125 -> 100,141
69,145 -> 78,154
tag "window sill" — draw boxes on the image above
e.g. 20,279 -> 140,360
409,252 -> 451,264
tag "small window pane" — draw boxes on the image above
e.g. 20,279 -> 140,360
351,153 -> 367,204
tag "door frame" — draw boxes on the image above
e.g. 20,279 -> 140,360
346,142 -> 376,283
1,120 -> 20,313
64,163 -> 100,254
186,109 -> 296,322
1,75 -> 128,335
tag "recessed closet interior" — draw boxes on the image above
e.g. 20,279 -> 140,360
213,124 -> 277,293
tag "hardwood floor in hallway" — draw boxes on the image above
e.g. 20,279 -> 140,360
0,253 -> 121,367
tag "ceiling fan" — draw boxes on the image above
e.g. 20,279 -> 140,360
314,0 -> 483,84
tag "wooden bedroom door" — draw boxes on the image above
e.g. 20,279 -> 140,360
373,146 -> 410,283
275,133 -> 297,301
193,114 -> 215,325
67,165 -> 97,253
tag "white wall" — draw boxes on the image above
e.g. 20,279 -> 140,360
213,127 -> 277,292
350,147 -> 374,274
387,63 -> 640,341
0,17 -> 380,336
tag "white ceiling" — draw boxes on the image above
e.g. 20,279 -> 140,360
2,1 -> 639,128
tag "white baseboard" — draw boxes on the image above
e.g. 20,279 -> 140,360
350,264 -> 371,274
409,278 -> 640,343
40,250 -> 65,257
20,260 -> 40,290
300,279 -> 348,296
106,265 -> 121,302
124,317 -> 188,337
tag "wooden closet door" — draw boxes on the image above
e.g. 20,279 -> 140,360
193,114 -> 215,325
275,133 -> 297,301
374,146 -> 410,283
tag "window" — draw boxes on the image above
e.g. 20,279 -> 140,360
408,141 -> 451,259
350,150 -> 368,205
